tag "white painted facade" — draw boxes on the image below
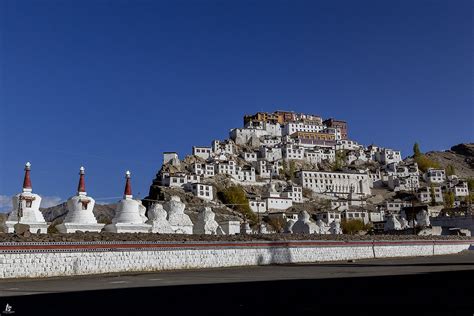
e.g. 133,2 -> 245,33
297,170 -> 372,198
282,121 -> 324,136
185,183 -> 213,201
417,186 -> 444,204
315,211 -> 341,224
192,146 -> 212,160
249,199 -> 266,213
1,241 -> 470,279
424,168 -> 446,184
280,185 -> 303,203
283,144 -> 304,160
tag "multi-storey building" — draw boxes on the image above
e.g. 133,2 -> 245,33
280,185 -> 303,203
282,121 -> 324,136
424,168 -> 446,184
323,118 -> 348,140
290,131 -> 336,147
417,186 -> 443,204
296,170 -> 372,198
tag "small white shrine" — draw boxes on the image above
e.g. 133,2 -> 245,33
292,211 -> 317,234
163,196 -> 193,234
193,207 -> 224,235
2,162 -> 48,233
56,167 -> 105,233
104,171 -> 151,233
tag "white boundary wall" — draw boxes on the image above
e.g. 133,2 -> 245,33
0,240 -> 471,279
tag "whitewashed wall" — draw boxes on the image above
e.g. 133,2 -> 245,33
0,240 -> 471,279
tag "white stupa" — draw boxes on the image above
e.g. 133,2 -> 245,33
104,171 -> 151,233
2,162 -> 48,233
56,166 -> 105,233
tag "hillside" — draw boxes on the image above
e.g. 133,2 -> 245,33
424,143 -> 474,179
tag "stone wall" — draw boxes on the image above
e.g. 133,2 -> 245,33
0,240 -> 471,279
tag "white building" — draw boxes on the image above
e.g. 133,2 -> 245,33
259,146 -> 282,161
187,183 -> 213,201
215,161 -> 256,183
341,209 -> 369,224
192,146 -> 212,160
297,170 -> 372,198
161,172 -> 188,188
229,128 -> 268,146
315,211 -> 341,224
260,136 -> 281,147
448,181 -> 469,198
417,186 -> 443,204
282,121 -> 324,136
163,152 -> 180,165
424,168 -> 446,184
303,147 -> 335,164
336,139 -> 361,151
385,200 -> 412,213
283,144 -> 305,160
242,152 -> 258,162
262,183 -> 293,211
192,163 -> 215,178
374,148 -> 402,165
280,185 -> 303,203
255,160 -> 279,179
249,199 -> 266,213
386,162 -> 420,191
212,140 -> 234,155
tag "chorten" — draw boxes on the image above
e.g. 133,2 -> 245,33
56,167 -> 105,233
104,171 -> 151,233
2,162 -> 48,233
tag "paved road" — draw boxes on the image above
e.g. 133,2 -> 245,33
0,252 -> 473,315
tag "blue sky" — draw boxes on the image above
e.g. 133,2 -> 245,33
0,0 -> 472,210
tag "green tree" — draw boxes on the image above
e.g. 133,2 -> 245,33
218,186 -> 257,223
414,155 -> 441,172
413,142 -> 421,157
444,191 -> 455,208
445,165 -> 456,176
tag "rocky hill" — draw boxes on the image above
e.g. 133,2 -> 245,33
424,143 -> 474,179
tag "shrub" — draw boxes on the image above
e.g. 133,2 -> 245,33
267,217 -> 286,233
217,186 -> 257,223
340,219 -> 370,235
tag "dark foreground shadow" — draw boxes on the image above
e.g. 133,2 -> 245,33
1,270 -> 474,316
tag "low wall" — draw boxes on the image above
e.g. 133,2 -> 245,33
0,240 -> 472,279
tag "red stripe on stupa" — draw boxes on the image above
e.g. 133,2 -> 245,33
23,163 -> 32,189
124,172 -> 132,196
78,167 -> 86,193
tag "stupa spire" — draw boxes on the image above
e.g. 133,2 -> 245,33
77,166 -> 86,195
124,170 -> 132,199
22,162 -> 32,192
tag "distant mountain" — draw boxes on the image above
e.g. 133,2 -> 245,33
424,143 -> 474,179
40,202 -> 116,224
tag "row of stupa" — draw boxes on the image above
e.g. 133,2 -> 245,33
2,163 -> 211,234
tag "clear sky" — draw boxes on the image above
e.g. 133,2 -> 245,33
0,0 -> 472,210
